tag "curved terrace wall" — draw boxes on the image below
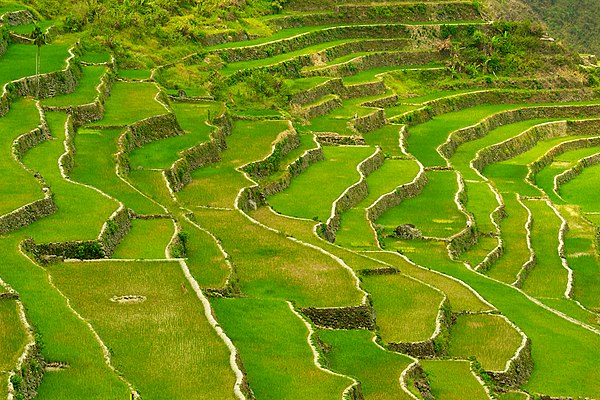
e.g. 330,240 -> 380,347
164,109 -> 232,192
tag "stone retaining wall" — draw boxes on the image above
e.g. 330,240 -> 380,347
323,148 -> 385,242
353,109 -> 386,133
242,125 -> 300,179
315,133 -> 366,146
471,121 -> 570,173
362,94 -> 399,109
404,362 -> 434,400
302,51 -> 443,78
530,133 -> 600,179
23,208 -> 133,262
164,110 -> 232,192
343,80 -> 388,100
290,79 -> 344,107
262,145 -> 325,197
303,95 -> 342,119
117,112 -> 184,175
366,167 -> 428,222
555,152 -> 600,194
1,9 -> 35,26
0,194 -> 56,235
300,304 -> 374,329
269,3 -> 480,29
440,105 -> 600,159
9,344 -> 45,400
487,338 -> 533,389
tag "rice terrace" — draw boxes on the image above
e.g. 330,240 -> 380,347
0,0 -> 600,399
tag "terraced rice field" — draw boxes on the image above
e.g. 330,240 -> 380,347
1,1 -> 600,399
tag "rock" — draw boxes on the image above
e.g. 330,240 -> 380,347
394,224 -> 423,239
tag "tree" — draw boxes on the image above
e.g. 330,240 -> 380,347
31,24 -> 47,99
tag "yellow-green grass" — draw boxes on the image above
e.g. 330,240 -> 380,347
317,329 -> 414,400
269,145 -> 375,221
420,360 -> 488,400
376,170 -> 466,238
194,208 -> 362,307
561,163 -> 600,215
363,124 -> 404,157
261,133 -> 318,184
128,102 -> 224,169
112,218 -> 173,259
0,98 -> 45,216
486,194 -> 530,284
538,297 -> 600,328
534,146 -> 600,203
0,298 -> 28,371
383,103 -> 419,120
0,42 -> 71,88
362,273 -> 443,343
118,69 -> 151,80
498,392 -> 529,400
463,180 -> 499,233
128,169 -> 177,210
211,297 -> 351,400
249,207 -> 492,313
20,113 -> 118,241
42,66 -> 107,107
181,219 -> 230,289
336,159 -> 421,250
460,235 -> 500,268
69,128 -> 163,214
407,103 -> 522,167
48,260 -> 237,399
450,119 -> 556,182
0,236 -> 130,398
380,237 -> 600,397
0,3 -> 27,13
307,103 -> 376,135
177,119 -> 288,209
521,199 -> 568,299
448,314 -> 523,371
558,205 -> 600,310
91,82 -> 166,126
80,52 -> 112,64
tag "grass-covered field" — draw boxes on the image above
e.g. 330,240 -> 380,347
376,170 -> 466,238
48,260 -> 237,399
448,314 -> 523,371
2,2 -> 600,398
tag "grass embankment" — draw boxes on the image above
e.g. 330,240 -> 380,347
0,98 -> 45,216
362,273 -> 442,343
69,128 -> 163,214
21,112 -> 118,241
317,329 -> 414,400
376,170 -> 466,238
260,133 -> 318,185
448,314 -> 523,371
336,159 -> 421,249
462,181 -> 499,234
48,260 -> 237,399
42,66 -> 107,107
460,235 -> 501,268
111,218 -> 174,259
212,297 -> 351,400
176,119 -> 288,209
420,360 -> 489,400
520,199 -> 568,299
89,82 -> 167,126
0,298 -> 28,375
128,101 -> 224,170
269,145 -> 375,221
561,163 -> 600,215
181,219 -> 230,289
